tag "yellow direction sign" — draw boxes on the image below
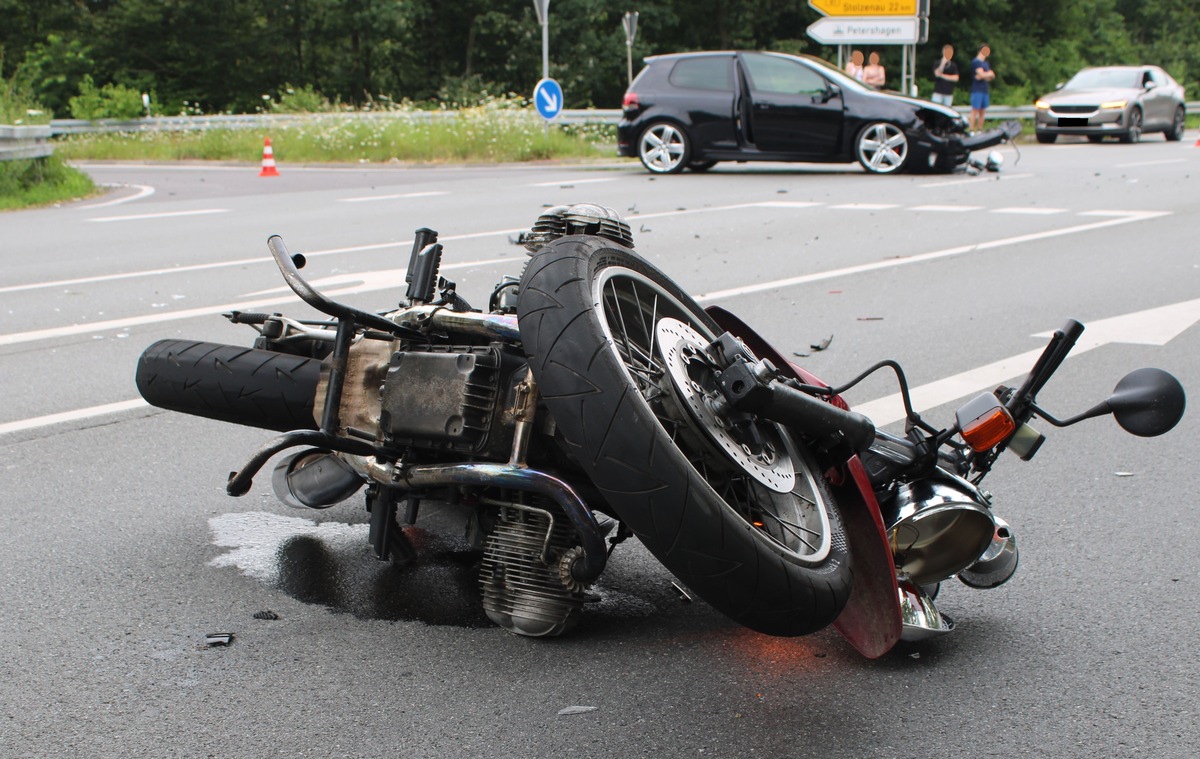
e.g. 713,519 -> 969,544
808,0 -> 918,16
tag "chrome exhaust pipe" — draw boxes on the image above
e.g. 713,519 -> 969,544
958,516 -> 1019,589
271,449 -> 365,509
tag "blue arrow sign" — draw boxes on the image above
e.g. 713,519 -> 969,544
534,78 -> 563,121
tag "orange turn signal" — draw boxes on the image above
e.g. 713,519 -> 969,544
961,407 -> 1017,451
956,392 -> 1018,452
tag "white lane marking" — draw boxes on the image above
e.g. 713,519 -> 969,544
0,399 -> 149,436
754,201 -> 824,209
0,257 -> 514,347
697,211 -> 1168,302
88,208 -> 230,223
339,191 -> 449,202
990,206 -> 1067,215
854,296 -> 1200,426
908,205 -> 984,212
78,184 -> 156,209
1115,159 -> 1186,168
1078,209 -> 1158,217
830,203 -> 899,210
918,172 -> 1034,188
527,177 -> 618,187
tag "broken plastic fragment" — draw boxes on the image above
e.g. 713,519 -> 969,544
557,706 -> 599,716
205,633 -> 234,647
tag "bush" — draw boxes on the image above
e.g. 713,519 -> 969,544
1,73 -> 50,125
68,75 -> 147,120
0,154 -> 95,209
269,84 -> 333,113
437,74 -> 504,108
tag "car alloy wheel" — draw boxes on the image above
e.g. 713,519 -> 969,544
1120,108 -> 1142,144
855,122 -> 909,174
1165,107 -> 1185,142
638,122 -> 690,174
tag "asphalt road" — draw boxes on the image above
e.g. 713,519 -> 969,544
2,136 -> 1199,758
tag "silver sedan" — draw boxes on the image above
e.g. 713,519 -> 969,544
1034,65 -> 1186,144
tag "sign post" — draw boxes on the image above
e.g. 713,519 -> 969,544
532,0 -> 551,81
622,12 -> 639,87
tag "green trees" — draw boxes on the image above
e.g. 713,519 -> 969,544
0,0 -> 1195,116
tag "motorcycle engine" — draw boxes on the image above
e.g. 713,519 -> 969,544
523,203 -> 634,252
479,498 -> 587,637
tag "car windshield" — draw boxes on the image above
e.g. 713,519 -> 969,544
1065,69 -> 1140,89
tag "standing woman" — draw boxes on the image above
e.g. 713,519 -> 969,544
863,51 -> 886,89
846,50 -> 866,82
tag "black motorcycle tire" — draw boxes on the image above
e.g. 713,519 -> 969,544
518,235 -> 852,636
136,339 -> 320,432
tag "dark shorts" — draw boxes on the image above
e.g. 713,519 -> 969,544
970,91 -> 990,110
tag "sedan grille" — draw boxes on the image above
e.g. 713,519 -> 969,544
1050,105 -> 1097,114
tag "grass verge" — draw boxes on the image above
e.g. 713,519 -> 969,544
0,154 -> 95,211
55,109 -> 616,164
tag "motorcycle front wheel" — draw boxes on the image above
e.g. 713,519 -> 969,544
518,235 -> 851,636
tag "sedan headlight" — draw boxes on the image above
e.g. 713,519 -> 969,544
1034,100 -> 1051,109
1100,100 -> 1127,109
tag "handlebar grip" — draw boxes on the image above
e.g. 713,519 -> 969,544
1012,318 -> 1085,413
226,311 -> 273,325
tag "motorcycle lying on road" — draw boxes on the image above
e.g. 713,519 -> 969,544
136,204 -> 1185,656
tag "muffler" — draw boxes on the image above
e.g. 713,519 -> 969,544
271,449 -> 364,509
958,516 -> 1019,589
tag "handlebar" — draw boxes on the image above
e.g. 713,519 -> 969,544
266,235 -> 424,340
1007,319 -> 1084,422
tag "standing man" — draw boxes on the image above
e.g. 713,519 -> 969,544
931,44 -> 959,106
969,44 -> 996,133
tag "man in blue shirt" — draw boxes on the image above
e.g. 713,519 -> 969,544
969,44 -> 995,133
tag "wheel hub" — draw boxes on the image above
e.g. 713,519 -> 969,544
655,318 -> 795,493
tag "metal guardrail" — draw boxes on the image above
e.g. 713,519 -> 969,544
48,109 -> 611,135
41,101 -> 1200,136
0,125 -> 54,161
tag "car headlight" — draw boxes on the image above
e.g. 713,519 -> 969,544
1034,100 -> 1051,109
1100,100 -> 1127,109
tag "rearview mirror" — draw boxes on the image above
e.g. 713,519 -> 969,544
1108,367 -> 1185,437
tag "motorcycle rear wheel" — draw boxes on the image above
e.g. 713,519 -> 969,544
136,339 -> 320,432
518,236 -> 851,636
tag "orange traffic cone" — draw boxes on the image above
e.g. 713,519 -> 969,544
259,137 -> 280,176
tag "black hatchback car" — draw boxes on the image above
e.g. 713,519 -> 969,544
618,51 -> 1018,174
